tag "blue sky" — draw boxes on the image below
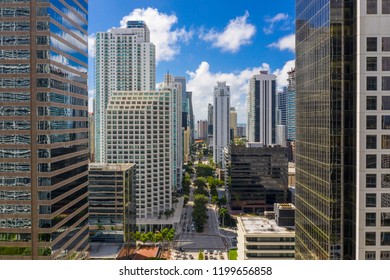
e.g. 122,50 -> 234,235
88,0 -> 295,123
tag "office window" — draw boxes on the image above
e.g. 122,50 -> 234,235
383,174 -> 390,188
383,77 -> 390,90
383,135 -> 390,149
380,251 -> 390,260
383,116 -> 390,129
366,193 -> 377,207
383,96 -> 390,110
366,135 -> 377,149
366,174 -> 377,188
367,37 -> 377,51
367,96 -> 377,110
384,0 -> 390,14
382,213 -> 390,226
367,116 -> 377,129
365,251 -> 376,260
367,0 -> 378,13
367,76 -> 377,90
383,37 -> 390,51
383,57 -> 390,71
366,212 -> 376,226
367,57 -> 377,71
366,232 -> 376,245
382,155 -> 390,168
382,193 -> 390,207
381,232 -> 390,245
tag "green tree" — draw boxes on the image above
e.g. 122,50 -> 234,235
140,233 -> 148,244
166,228 -> 175,251
161,227 -> 169,249
193,194 -> 209,232
194,177 -> 207,188
146,232 -> 154,242
183,195 -> 189,206
218,207 -> 229,227
154,232 -> 163,243
198,251 -> 204,260
217,196 -> 227,208
196,163 -> 214,177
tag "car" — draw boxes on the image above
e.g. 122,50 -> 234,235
189,254 -> 194,260
204,250 -> 208,255
213,250 -> 218,255
205,255 -> 208,260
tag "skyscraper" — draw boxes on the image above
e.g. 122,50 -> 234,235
230,107 -> 238,139
187,91 -> 195,141
247,71 -> 276,145
197,120 -> 208,139
163,74 -> 183,191
94,21 -> 156,163
0,0 -> 89,259
213,82 -> 230,168
296,0 -> 390,260
286,68 -> 296,141
105,89 -> 179,231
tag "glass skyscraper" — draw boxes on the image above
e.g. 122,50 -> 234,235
296,0 -> 390,260
0,0 -> 89,259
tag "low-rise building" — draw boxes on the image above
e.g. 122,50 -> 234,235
89,163 -> 136,243
237,204 -> 295,260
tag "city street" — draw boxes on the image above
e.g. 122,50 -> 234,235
174,186 -> 226,253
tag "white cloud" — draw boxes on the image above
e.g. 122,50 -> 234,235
268,33 -> 295,52
119,7 -> 193,63
200,11 -> 256,53
263,13 -> 289,34
273,59 -> 295,90
186,61 -> 269,123
88,34 -> 96,58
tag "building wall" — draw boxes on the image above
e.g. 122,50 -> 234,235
237,217 -> 295,260
213,82 -> 230,168
247,72 -> 276,145
295,0 -> 356,260
287,69 -> 296,141
89,163 -> 136,243
356,0 -> 390,260
94,22 -> 156,163
105,91 -> 174,222
0,0 -> 89,260
230,107 -> 237,139
230,145 -> 288,213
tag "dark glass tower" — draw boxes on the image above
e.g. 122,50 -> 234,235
0,0 -> 89,259
295,0 -> 356,259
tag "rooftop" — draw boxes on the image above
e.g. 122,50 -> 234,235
274,203 -> 296,210
238,216 -> 294,234
89,163 -> 135,172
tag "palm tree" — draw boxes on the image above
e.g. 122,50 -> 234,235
218,207 -> 229,227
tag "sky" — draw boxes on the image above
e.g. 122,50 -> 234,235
88,0 -> 296,123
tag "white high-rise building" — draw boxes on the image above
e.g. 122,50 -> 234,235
356,1 -> 390,260
213,82 -> 230,168
247,71 -> 276,145
105,90 -> 178,231
161,74 -> 183,192
94,21 -> 156,162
